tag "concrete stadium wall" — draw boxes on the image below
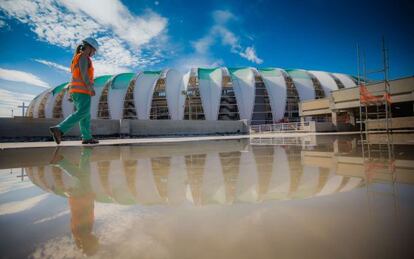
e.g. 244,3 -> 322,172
0,117 -> 120,138
0,117 -> 249,139
128,120 -> 248,136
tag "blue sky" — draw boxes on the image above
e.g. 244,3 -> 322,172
0,0 -> 413,116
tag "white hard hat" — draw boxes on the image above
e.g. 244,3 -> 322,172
82,37 -> 99,52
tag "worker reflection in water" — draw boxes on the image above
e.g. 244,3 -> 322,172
50,147 -> 99,256
49,37 -> 100,145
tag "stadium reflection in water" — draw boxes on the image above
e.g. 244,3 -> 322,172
1,134 -> 413,258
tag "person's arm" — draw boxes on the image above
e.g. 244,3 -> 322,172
78,54 -> 93,92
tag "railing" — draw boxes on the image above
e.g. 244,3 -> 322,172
249,135 -> 316,146
249,121 -> 311,134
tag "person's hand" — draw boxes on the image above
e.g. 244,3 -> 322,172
90,87 -> 96,96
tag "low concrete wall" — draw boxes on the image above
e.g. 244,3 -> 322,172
129,119 -> 249,136
310,121 -> 356,132
314,122 -> 336,132
0,117 -> 119,138
0,117 -> 248,139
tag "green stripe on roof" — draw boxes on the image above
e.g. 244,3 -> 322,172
286,69 -> 310,79
143,70 -> 161,75
228,67 -> 253,79
111,73 -> 135,89
258,68 -> 282,77
52,82 -> 68,96
94,75 -> 112,87
198,67 -> 220,80
227,67 -> 248,74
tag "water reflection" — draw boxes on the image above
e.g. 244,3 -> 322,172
25,142 -> 369,207
1,135 -> 414,258
52,148 -> 98,255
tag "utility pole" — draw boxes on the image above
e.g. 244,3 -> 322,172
11,109 -> 14,118
18,102 -> 28,117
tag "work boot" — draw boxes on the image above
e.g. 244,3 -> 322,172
49,127 -> 63,144
82,138 -> 99,145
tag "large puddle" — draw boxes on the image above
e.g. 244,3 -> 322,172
1,134 -> 413,258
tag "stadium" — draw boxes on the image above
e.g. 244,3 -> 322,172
25,67 -> 358,125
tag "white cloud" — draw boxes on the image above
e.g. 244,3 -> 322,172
0,88 -> 35,117
0,193 -> 49,216
0,0 -> 169,75
174,55 -> 223,73
34,59 -> 70,73
212,10 -> 236,24
192,10 -> 263,64
240,46 -> 263,64
0,68 -> 50,88
193,34 -> 215,54
0,0 -> 102,48
0,19 -> 6,28
93,60 -> 130,76
60,0 -> 167,48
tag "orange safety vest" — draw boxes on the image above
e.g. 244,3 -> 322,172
69,53 -> 94,95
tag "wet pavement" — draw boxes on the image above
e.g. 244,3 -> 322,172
0,134 -> 413,259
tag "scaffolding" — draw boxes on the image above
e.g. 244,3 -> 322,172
356,40 -> 400,235
358,37 -> 392,134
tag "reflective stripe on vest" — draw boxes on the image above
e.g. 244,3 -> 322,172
69,53 -> 94,95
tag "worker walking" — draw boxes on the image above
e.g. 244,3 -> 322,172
50,37 -> 100,145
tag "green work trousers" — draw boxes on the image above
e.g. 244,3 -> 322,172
57,93 -> 92,140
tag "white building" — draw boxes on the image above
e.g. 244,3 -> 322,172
26,67 -> 356,124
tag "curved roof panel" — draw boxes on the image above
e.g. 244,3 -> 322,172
133,71 -> 162,120
259,68 -> 287,122
332,73 -> 356,88
228,67 -> 256,121
108,73 -> 136,119
91,76 -> 114,119
165,69 -> 187,120
308,70 -> 338,96
198,68 -> 223,120
286,69 -> 315,101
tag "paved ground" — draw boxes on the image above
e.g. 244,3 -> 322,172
0,132 -> 367,150
0,135 -> 250,149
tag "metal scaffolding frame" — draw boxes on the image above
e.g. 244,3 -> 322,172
357,37 -> 392,135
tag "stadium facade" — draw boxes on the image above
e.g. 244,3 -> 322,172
26,67 -> 358,124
